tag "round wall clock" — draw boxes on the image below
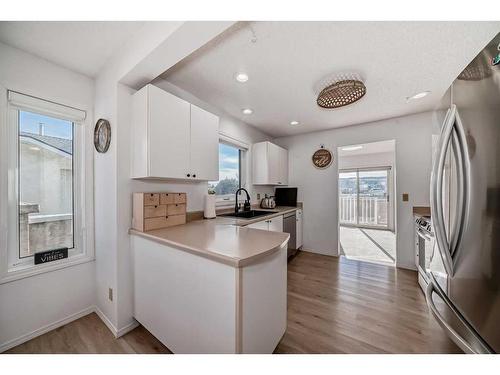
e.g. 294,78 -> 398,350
94,118 -> 111,153
312,147 -> 333,169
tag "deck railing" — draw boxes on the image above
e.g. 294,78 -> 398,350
339,194 -> 388,227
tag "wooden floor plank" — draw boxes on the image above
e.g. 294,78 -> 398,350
5,251 -> 459,354
274,251 -> 460,354
5,313 -> 171,354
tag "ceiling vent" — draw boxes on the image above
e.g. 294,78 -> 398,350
316,72 -> 366,109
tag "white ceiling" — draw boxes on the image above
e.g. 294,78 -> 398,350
0,21 -> 145,77
338,140 -> 395,157
162,21 -> 500,137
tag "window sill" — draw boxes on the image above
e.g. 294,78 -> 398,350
0,253 -> 95,285
216,199 -> 236,208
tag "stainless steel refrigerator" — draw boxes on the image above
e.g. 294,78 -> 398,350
427,33 -> 500,354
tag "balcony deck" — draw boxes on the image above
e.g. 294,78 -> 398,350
339,225 -> 396,266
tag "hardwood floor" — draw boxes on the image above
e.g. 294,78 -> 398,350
274,251 -> 460,353
6,313 -> 171,354
5,251 -> 459,354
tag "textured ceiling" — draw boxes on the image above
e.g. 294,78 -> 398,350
162,21 -> 500,137
0,21 -> 145,77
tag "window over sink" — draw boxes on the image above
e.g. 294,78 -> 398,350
208,141 -> 246,203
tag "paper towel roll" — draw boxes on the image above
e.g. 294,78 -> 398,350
204,194 -> 216,219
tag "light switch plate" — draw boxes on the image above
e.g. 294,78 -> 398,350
108,288 -> 113,301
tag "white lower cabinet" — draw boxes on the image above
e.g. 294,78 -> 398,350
246,215 -> 283,232
268,215 -> 284,232
246,219 -> 269,231
132,234 -> 287,353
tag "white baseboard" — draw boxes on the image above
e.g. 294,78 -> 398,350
0,306 -> 94,353
93,306 -> 139,338
396,262 -> 417,271
93,306 -> 119,337
116,319 -> 140,338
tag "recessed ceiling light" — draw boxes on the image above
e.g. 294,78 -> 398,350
406,91 -> 431,102
341,145 -> 363,151
290,120 -> 300,126
242,108 -> 253,115
235,73 -> 249,83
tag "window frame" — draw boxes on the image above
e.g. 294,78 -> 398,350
0,89 -> 94,284
212,135 -> 249,207
338,166 -> 394,230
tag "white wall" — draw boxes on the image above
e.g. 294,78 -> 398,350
93,70 -> 119,329
93,23 -> 260,333
274,111 -> 442,269
93,23 -> 187,332
111,82 -> 274,330
0,41 -> 95,350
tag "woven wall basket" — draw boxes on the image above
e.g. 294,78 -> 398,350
316,79 -> 366,109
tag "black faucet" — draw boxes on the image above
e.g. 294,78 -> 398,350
235,188 -> 251,213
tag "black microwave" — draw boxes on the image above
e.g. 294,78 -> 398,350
274,187 -> 298,207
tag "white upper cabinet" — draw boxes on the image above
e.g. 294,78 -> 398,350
131,84 -> 219,181
252,141 -> 288,185
190,104 -> 219,181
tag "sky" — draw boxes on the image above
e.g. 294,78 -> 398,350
209,143 -> 239,185
19,110 -> 73,139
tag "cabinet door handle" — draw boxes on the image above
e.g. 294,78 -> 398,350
193,174 -> 196,178
187,173 -> 191,177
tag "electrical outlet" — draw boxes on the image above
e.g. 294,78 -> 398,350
402,193 -> 409,202
257,193 -> 261,200
108,288 -> 113,301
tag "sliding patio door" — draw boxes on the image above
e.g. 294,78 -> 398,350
339,167 -> 392,229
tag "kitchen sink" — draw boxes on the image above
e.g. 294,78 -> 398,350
220,210 -> 276,219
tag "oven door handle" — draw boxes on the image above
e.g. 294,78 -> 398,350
425,275 -> 493,354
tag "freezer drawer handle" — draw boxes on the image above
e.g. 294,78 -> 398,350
425,276 -> 492,354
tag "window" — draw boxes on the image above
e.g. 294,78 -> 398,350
18,111 -> 75,259
2,90 -> 92,280
339,167 -> 391,229
209,142 -> 243,201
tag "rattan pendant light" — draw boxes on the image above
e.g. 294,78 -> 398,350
315,72 -> 366,109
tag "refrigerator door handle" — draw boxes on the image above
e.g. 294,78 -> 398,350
425,275 -> 493,354
450,110 -> 470,259
449,127 -> 465,257
431,106 -> 455,276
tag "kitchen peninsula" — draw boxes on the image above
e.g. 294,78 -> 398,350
130,219 -> 290,353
